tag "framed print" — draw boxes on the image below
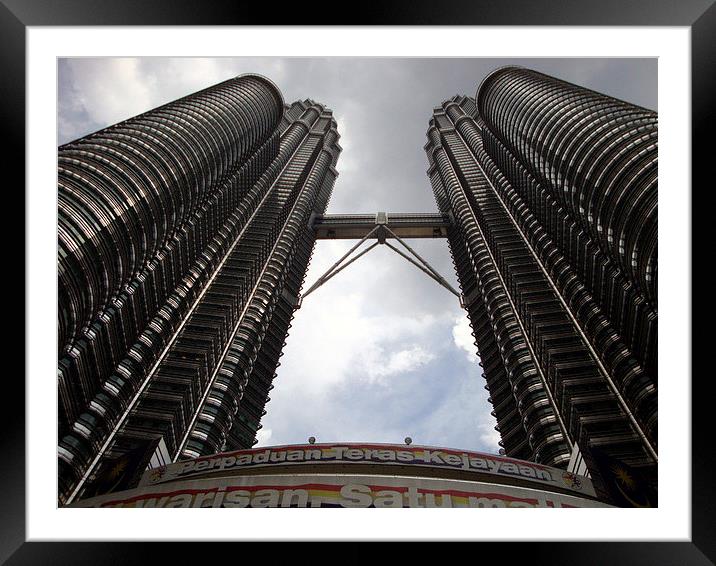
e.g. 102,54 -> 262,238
9,0 -> 712,563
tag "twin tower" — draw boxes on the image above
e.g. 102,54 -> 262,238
58,67 -> 658,504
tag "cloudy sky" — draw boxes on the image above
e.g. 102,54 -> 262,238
58,57 -> 656,454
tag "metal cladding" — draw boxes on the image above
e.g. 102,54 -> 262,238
57,76 -> 341,503
476,67 -> 658,380
58,75 -> 284,434
425,68 -> 657,483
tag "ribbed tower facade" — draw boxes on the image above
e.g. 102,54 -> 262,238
58,75 -> 341,503
425,67 -> 657,483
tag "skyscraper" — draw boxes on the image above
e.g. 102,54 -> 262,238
58,75 -> 341,503
58,64 -> 658,508
425,67 -> 657,486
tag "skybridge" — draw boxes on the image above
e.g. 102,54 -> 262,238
312,212 -> 450,240
300,212 -> 461,307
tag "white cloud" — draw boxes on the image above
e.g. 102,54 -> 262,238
365,345 -> 435,383
452,315 -> 478,362
255,428 -> 272,445
477,421 -> 502,452
275,284 -> 445,397
66,58 -> 156,128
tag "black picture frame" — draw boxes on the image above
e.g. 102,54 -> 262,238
7,0 -> 711,562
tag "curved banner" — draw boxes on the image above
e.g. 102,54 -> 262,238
139,443 -> 595,498
76,473 -> 609,508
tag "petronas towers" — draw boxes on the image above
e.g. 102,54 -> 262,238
58,66 -> 657,503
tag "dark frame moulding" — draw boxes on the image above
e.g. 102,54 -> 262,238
7,0 -> 710,562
